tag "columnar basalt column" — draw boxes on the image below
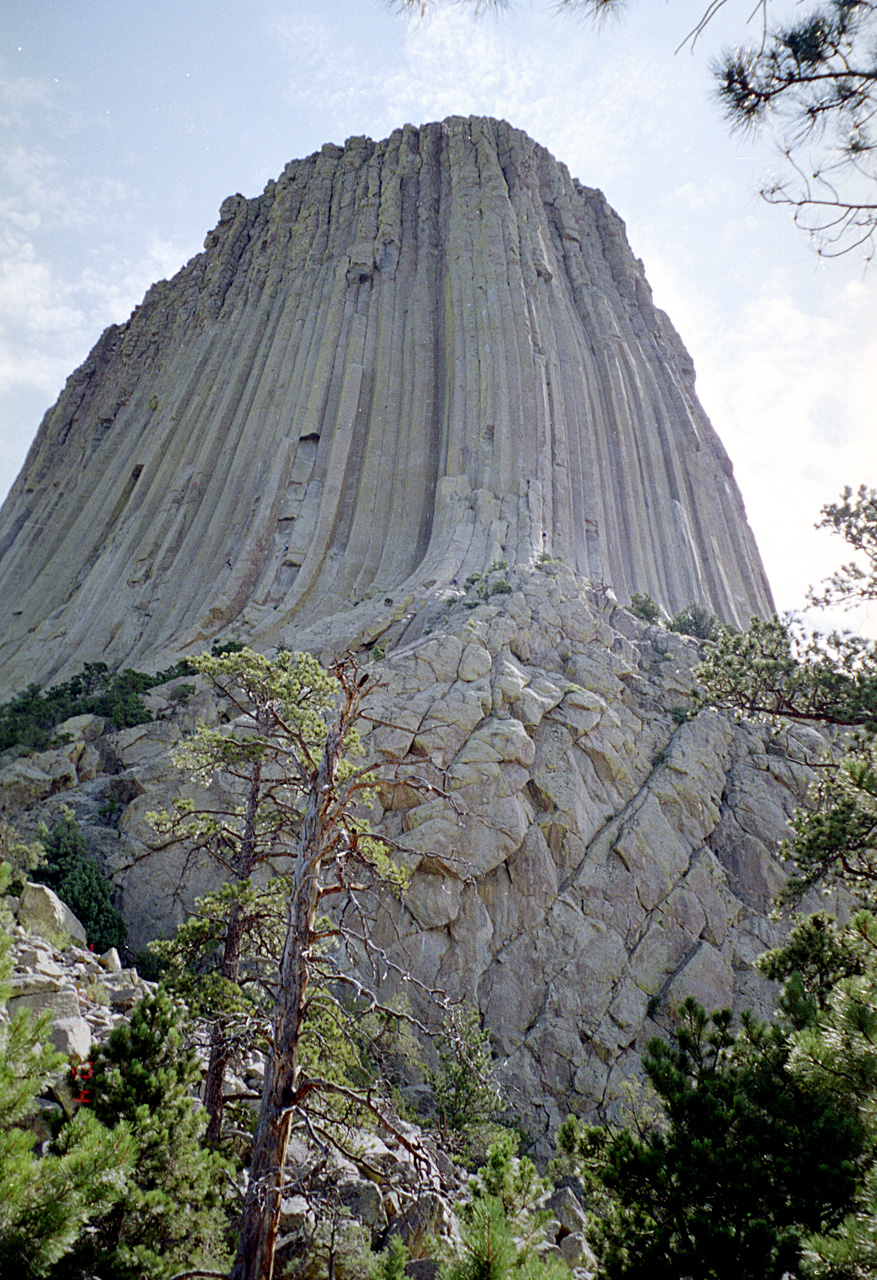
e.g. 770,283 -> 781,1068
0,116 -> 772,694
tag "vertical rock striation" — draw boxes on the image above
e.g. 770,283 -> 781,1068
0,116 -> 771,694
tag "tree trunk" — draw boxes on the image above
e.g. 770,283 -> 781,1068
203,900 -> 245,1146
204,764 -> 260,1146
230,727 -> 339,1280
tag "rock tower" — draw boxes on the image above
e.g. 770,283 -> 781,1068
0,119 -> 800,1139
0,116 -> 771,695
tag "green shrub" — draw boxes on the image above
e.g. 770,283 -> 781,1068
668,602 -> 722,641
628,592 -> 662,623
371,1235 -> 408,1280
0,657 -> 197,755
167,683 -> 196,704
56,991 -> 235,1279
0,817 -> 45,892
209,639 -> 244,657
442,1135 -> 568,1280
428,1004 -> 504,1151
489,580 -> 513,596
34,810 -> 126,953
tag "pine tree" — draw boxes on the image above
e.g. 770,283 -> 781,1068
0,933 -> 131,1278
441,1135 -> 567,1280
147,649 -> 428,1280
51,990 -> 235,1280
427,1002 -> 505,1155
226,654 -> 418,1280
150,648 -> 366,1146
34,808 -> 127,952
692,485 -> 877,1274
563,998 -> 864,1280
780,912 -> 877,1278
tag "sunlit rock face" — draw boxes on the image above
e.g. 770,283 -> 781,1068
0,117 -> 793,1137
4,566 -> 818,1145
0,116 -> 771,694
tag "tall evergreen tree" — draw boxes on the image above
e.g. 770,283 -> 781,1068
561,999 -> 864,1280
150,649 -> 427,1280
150,648 -> 363,1146
51,990 -> 235,1280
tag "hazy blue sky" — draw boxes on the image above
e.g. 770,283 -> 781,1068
2,0 -> 875,618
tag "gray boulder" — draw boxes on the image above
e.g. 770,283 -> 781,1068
17,883 -> 87,949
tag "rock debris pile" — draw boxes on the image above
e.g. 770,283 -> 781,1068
3,882 -> 155,1058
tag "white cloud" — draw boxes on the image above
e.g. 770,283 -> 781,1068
644,253 -> 877,613
0,119 -> 194,499
0,65 -> 55,128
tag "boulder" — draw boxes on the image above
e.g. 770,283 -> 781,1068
546,1186 -> 589,1236
49,1016 -> 93,1058
17,883 -> 87,948
338,1178 -> 388,1233
388,1193 -> 452,1259
98,947 -> 122,973
9,985 -> 81,1022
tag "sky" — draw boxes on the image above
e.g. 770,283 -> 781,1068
2,0 -> 876,624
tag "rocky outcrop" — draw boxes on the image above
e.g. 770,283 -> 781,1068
0,117 -> 801,1149
2,564 -> 825,1145
3,888 -> 154,1057
0,116 -> 771,697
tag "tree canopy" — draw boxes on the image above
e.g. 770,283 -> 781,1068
560,999 -> 865,1279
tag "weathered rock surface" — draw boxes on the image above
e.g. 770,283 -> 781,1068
3,565 -> 826,1147
0,118 -> 810,1153
0,116 -> 771,696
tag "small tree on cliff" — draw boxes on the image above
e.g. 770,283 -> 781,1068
153,648 -> 434,1280
151,648 -> 370,1145
34,809 -> 127,954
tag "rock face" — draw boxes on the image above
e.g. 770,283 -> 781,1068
0,117 -> 798,1145
2,563 -> 826,1147
0,116 -> 771,695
